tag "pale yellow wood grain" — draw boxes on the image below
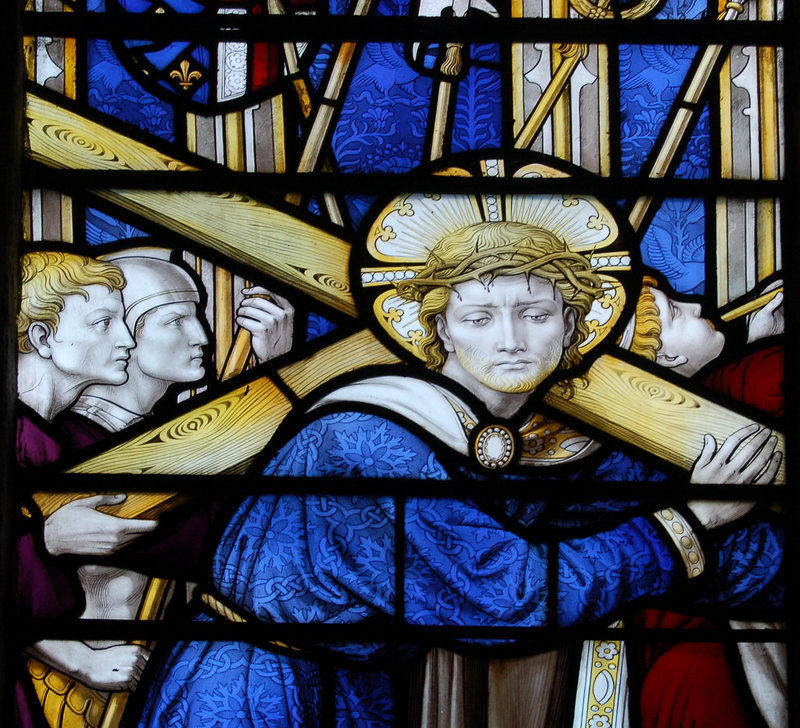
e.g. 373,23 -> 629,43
271,95 -> 286,173
550,48 -> 572,162
89,188 -> 356,315
215,266 -> 234,377
26,93 -> 200,172
650,107 -> 694,178
26,92 -> 356,314
278,329 -> 400,399
66,377 -> 292,475
756,198 -> 776,280
630,39 -> 728,235
55,331 -> 395,485
545,355 -> 786,483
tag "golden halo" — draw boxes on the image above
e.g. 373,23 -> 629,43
361,159 -> 633,363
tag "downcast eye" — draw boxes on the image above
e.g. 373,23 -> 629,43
523,312 -> 549,322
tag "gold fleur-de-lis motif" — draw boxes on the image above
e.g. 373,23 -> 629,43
170,60 -> 202,89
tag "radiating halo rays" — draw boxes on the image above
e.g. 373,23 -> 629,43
359,161 -> 635,366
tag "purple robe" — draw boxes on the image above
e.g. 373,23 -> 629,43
13,407 -> 83,727
16,409 -> 62,469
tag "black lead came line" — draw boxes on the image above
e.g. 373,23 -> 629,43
20,168 -> 792,197
15,618 -> 790,645
21,13 -> 790,44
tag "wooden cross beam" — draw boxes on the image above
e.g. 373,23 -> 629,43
26,93 -> 356,317
35,334 -> 785,489
25,91 -> 786,493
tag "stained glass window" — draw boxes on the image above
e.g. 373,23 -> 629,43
5,0 -> 792,725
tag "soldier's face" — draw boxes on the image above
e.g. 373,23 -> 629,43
133,302 -> 209,383
436,273 -> 576,394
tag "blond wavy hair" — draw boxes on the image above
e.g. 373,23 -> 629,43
395,221 -> 602,372
18,251 -> 126,353
627,276 -> 663,361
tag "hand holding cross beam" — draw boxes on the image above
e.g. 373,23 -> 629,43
221,288 -> 295,380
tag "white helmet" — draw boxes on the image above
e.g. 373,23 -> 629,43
102,247 -> 200,330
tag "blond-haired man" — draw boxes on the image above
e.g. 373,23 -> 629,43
15,249 -> 156,578
17,250 -> 133,460
14,251 -> 158,728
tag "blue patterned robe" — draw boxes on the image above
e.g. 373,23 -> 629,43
138,410 -> 784,728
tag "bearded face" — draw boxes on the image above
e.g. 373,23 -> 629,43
436,273 -> 576,397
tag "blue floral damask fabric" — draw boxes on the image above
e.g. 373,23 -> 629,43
618,42 -> 709,293
327,0 -> 502,230
141,614 -> 395,728
641,197 -> 707,294
138,410 -> 784,728
619,44 -> 708,179
87,38 -> 174,141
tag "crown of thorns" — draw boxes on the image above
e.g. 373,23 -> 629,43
396,244 -> 600,302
